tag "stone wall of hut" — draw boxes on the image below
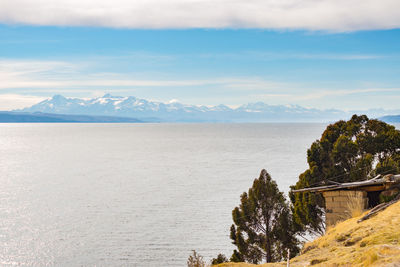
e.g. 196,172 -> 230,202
323,190 -> 368,227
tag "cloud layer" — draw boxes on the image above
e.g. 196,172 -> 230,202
0,59 -> 273,90
0,0 -> 399,31
1,58 -> 398,111
0,94 -> 46,110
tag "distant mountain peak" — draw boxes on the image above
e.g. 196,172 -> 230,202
168,99 -> 180,104
18,94 -> 400,122
51,94 -> 67,101
102,93 -> 124,98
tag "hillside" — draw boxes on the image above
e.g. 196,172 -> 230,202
216,201 -> 400,266
380,115 -> 400,123
0,112 -> 143,123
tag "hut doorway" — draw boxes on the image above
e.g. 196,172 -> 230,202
367,191 -> 381,208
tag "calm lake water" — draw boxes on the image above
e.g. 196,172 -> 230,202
0,123 -> 344,266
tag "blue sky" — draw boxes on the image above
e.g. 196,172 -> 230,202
0,0 -> 399,110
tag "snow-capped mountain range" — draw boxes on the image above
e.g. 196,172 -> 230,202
18,94 -> 400,122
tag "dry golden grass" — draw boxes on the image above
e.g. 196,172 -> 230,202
345,196 -> 365,218
214,263 -> 285,267
214,201 -> 400,267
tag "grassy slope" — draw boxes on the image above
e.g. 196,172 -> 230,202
216,201 -> 400,267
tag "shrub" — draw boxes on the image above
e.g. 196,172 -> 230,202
187,250 -> 207,267
211,254 -> 228,265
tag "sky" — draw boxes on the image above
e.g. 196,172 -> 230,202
0,0 -> 399,110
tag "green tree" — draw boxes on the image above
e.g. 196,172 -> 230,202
230,249 -> 244,262
290,115 -> 400,235
211,254 -> 228,265
230,169 -> 299,263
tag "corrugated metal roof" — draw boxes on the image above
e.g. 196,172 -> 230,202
292,174 -> 400,193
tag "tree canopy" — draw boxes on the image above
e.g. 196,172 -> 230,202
230,169 -> 299,263
290,115 -> 400,235
211,254 -> 228,265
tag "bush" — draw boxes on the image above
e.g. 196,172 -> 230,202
187,250 -> 207,267
211,254 -> 228,265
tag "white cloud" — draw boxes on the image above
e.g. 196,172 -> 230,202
251,88 -> 400,109
255,88 -> 400,102
0,0 -> 399,31
0,59 -> 285,91
295,88 -> 400,101
200,52 -> 383,61
1,58 -> 399,110
0,94 -> 47,110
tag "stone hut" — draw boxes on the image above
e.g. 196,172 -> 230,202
292,174 -> 400,228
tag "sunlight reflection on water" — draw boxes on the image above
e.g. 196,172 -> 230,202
1,123 -> 337,266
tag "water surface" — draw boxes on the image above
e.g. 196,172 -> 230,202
1,123 -> 331,266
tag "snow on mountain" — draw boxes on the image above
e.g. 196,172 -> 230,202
19,94 -> 365,122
